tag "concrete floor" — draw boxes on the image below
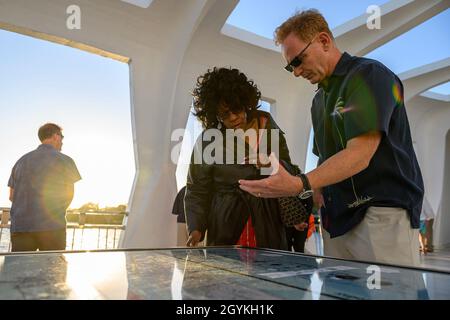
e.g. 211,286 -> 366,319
420,249 -> 450,272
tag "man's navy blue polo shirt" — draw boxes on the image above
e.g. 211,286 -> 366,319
311,52 -> 424,238
8,144 -> 81,232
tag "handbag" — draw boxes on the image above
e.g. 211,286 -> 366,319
278,195 -> 312,227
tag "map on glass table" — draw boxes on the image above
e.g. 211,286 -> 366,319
0,247 -> 449,300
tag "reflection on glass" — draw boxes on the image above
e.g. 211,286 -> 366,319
0,248 -> 448,299
64,252 -> 128,299
0,254 -> 69,299
171,254 -> 189,300
309,271 -> 323,300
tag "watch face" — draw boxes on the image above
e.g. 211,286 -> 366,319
299,190 -> 314,200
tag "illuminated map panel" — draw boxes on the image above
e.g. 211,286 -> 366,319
0,247 -> 448,299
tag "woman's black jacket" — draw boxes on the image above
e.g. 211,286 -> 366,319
184,110 -> 300,250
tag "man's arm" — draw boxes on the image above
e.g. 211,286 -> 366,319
239,131 -> 382,197
307,131 -> 381,191
9,188 -> 14,202
67,184 -> 74,203
61,184 -> 75,210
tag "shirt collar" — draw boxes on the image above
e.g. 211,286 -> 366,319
38,143 -> 56,150
318,52 -> 353,92
331,52 -> 352,76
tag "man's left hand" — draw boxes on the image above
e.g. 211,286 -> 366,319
239,153 -> 303,198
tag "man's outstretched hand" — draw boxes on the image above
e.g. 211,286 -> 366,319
239,153 -> 303,198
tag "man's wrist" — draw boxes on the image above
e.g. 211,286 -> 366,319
291,175 -> 303,196
297,173 -> 314,199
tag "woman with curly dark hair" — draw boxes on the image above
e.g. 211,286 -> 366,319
184,67 -> 304,250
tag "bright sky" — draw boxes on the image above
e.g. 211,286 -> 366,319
1,1 -> 448,206
0,29 -> 135,208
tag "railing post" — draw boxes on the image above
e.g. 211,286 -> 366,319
1,208 -> 10,227
79,210 -> 86,226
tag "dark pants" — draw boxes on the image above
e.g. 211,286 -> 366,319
285,226 -> 308,253
11,229 -> 66,252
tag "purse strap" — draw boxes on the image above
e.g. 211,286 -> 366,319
256,114 -> 268,153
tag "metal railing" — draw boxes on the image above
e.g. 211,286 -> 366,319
0,207 -> 126,252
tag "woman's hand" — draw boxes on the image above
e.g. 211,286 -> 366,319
313,188 -> 325,210
186,230 -> 202,247
294,222 -> 308,231
239,153 -> 302,197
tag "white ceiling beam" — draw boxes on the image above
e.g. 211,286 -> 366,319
335,0 -> 449,56
400,57 -> 450,102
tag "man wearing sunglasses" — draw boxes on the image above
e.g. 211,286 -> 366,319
239,10 -> 424,267
8,123 -> 81,252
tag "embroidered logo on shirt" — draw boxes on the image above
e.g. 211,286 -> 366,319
330,96 -> 345,119
330,96 -> 353,120
348,196 -> 373,208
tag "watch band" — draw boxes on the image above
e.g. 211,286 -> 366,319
297,173 -> 313,199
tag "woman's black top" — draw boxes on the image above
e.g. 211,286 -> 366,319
185,110 -> 300,250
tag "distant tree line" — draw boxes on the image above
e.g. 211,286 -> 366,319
72,202 -> 127,214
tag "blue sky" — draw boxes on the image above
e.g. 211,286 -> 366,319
227,0 -> 390,37
1,1 -> 448,206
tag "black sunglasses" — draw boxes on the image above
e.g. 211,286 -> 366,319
284,38 -> 314,73
217,108 -> 243,121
